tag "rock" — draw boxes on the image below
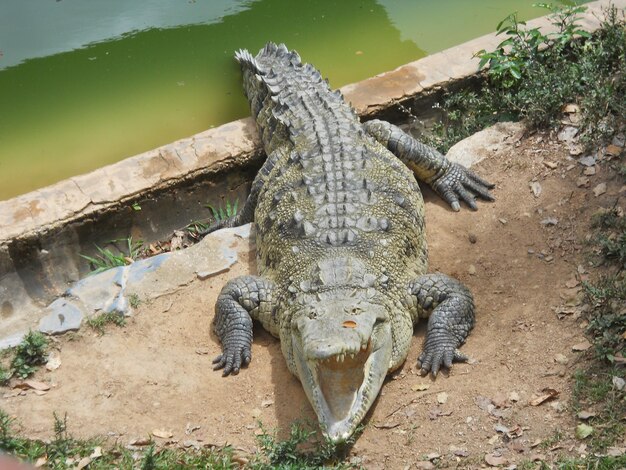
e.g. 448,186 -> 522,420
572,340 -> 592,351
612,376 -> 625,391
468,233 -> 477,244
593,183 -> 607,197
543,161 -> 557,169
446,122 -> 525,168
577,410 -> 596,420
437,392 -> 449,404
499,218 -> 507,225
468,265 -> 477,276
569,145 -> 584,156
540,217 -> 558,226
509,391 -> 520,402
612,133 -> 625,147
38,299 -> 84,334
530,181 -> 542,198
45,352 -> 61,371
583,166 -> 596,176
578,155 -> 596,167
576,177 -> 589,188
554,354 -> 568,365
558,126 -> 578,142
415,462 -> 435,470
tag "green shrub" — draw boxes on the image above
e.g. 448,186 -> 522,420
424,4 -> 626,153
10,331 -> 48,379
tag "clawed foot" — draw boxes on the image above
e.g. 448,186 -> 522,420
431,162 -> 495,211
418,336 -> 469,377
212,344 -> 251,376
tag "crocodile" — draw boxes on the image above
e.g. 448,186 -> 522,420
205,42 -> 494,443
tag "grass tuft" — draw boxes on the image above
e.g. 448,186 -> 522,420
80,236 -> 144,275
86,312 -> 127,336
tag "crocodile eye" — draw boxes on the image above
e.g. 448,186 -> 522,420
351,307 -> 362,314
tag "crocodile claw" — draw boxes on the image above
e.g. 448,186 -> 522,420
418,345 -> 468,377
212,346 -> 251,376
432,162 -> 495,211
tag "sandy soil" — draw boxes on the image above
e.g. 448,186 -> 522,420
3,128 -> 624,468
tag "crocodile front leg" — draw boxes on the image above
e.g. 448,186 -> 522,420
213,275 -> 278,375
363,119 -> 494,211
408,273 -> 475,376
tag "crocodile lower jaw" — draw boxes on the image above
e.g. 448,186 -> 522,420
293,324 -> 392,443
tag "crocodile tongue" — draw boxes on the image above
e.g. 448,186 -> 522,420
293,301 -> 392,442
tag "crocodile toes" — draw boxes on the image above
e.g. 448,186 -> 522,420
212,348 -> 252,376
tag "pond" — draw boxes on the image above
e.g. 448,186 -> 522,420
0,0 -> 581,200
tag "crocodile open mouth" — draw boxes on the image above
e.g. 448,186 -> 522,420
313,342 -> 371,421
293,325 -> 392,443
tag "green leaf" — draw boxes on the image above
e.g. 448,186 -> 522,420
576,423 -> 593,439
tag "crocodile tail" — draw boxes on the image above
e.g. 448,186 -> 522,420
234,48 -> 258,71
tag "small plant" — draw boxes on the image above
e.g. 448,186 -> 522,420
10,331 -> 48,379
184,220 -> 210,237
254,420 -> 356,469
129,293 -> 141,309
206,198 -> 239,222
80,236 -> 144,274
476,3 -> 590,88
0,365 -> 9,385
86,312 -> 127,335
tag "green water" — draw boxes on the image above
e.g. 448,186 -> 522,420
0,0 -> 579,200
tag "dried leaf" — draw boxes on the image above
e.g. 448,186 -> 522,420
34,457 -> 48,468
485,453 -> 508,466
606,447 -> 626,457
373,421 -> 400,429
453,449 -> 469,457
129,437 -> 152,446
90,446 -> 103,459
76,457 -> 92,470
152,429 -> 173,439
22,380 -> 50,391
530,388 -> 559,406
606,144 -> 622,157
411,383 -> 430,392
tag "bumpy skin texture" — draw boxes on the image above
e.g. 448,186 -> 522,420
207,43 -> 494,440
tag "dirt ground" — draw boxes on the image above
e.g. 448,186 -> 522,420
3,127 -> 624,468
